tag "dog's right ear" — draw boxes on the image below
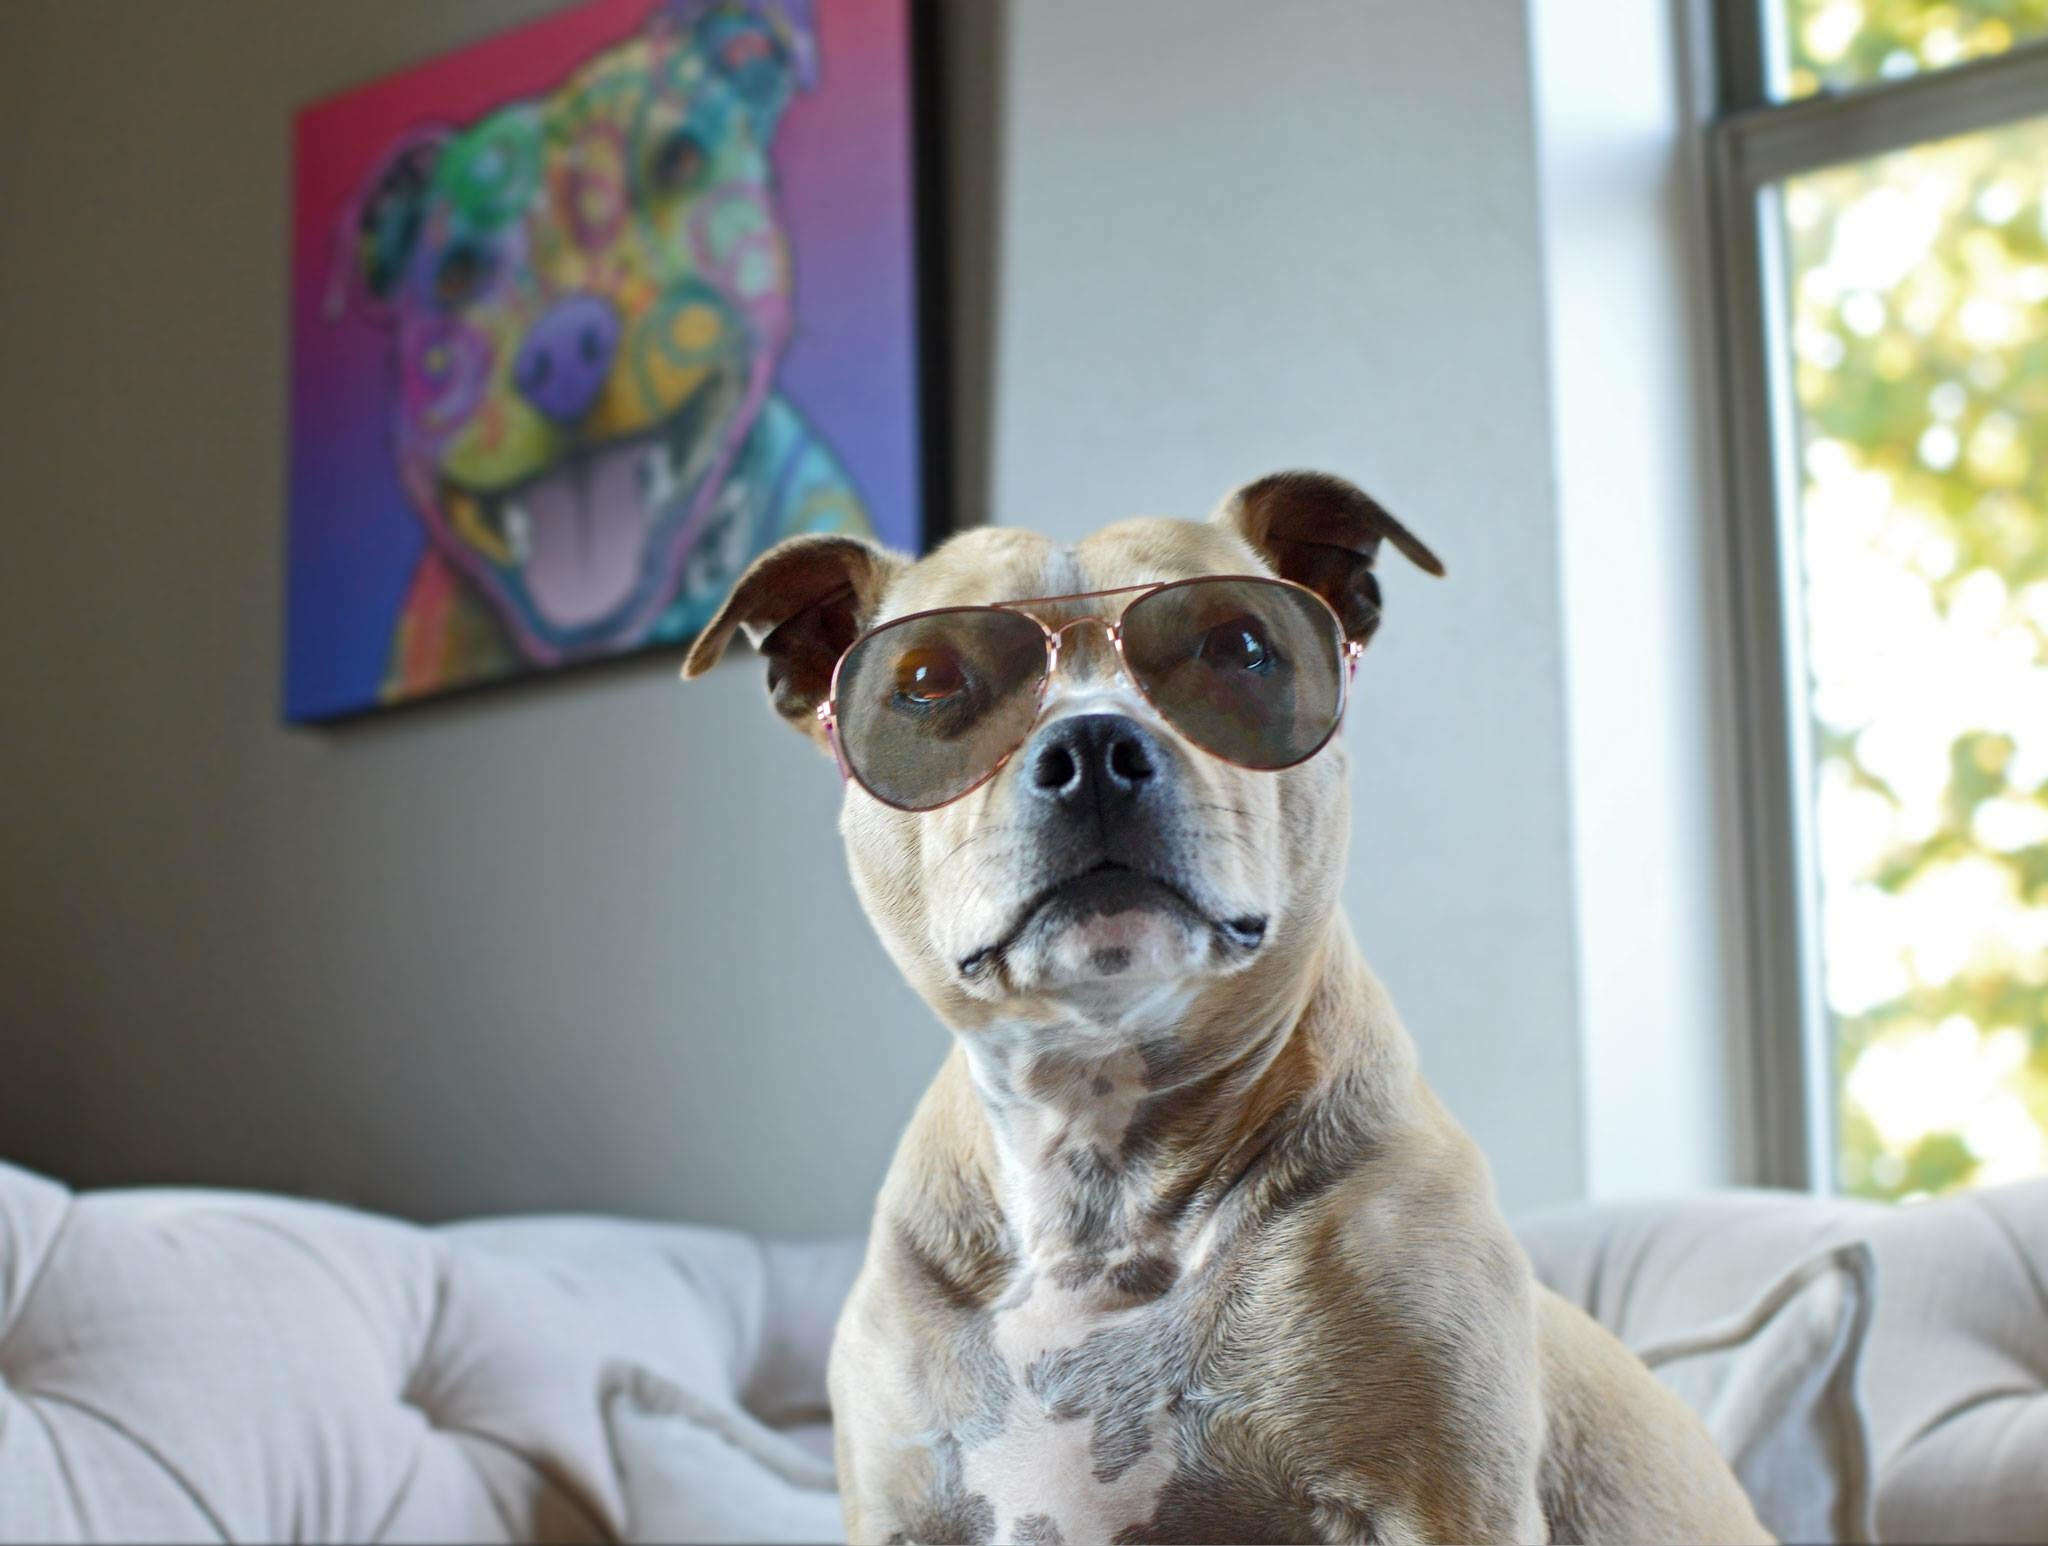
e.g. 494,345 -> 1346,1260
681,533 -> 907,749
661,0 -> 819,137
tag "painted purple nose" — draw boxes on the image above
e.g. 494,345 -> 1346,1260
514,294 -> 619,424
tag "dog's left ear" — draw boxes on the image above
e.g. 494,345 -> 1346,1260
324,130 -> 448,323
1212,470 -> 1444,646
681,532 -> 906,751
662,0 -> 818,136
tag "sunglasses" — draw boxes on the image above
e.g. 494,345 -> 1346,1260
814,574 -> 1365,812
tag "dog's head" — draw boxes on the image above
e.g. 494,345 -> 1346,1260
685,472 -> 1442,1039
335,0 -> 815,661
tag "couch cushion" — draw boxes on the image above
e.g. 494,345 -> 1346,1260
1519,1182 -> 2048,1545
602,1363 -> 842,1543
1634,1239 -> 1875,1543
0,1163 -> 863,1544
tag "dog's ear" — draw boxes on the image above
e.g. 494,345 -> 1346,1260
1212,470 -> 1444,647
325,130 -> 447,321
663,0 -> 818,136
681,532 -> 907,749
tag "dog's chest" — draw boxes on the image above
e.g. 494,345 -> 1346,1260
955,1272 -> 1191,1543
890,1044 -> 1327,1541
902,1259 -> 1326,1546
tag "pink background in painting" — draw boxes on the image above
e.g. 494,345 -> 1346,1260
286,0 -> 921,719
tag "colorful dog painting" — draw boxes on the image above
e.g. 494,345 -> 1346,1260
286,0 -> 924,720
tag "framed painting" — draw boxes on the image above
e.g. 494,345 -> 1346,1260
285,0 -> 935,721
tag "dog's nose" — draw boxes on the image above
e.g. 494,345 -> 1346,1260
1028,713 -> 1159,811
514,293 -> 619,424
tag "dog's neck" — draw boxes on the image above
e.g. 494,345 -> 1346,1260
947,916 -> 1410,1294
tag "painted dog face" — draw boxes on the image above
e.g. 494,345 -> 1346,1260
344,1 -> 815,662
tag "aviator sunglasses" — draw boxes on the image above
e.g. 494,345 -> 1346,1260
814,574 -> 1366,812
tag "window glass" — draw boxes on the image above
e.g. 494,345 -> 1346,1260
1773,0 -> 2048,98
1776,115 -> 2048,1199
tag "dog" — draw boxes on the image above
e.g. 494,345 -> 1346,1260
684,471 -> 1770,1544
335,0 -> 866,704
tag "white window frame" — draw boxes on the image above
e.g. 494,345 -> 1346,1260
1707,13 -> 2048,1188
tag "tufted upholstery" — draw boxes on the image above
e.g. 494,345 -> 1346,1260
1519,1180 -> 2048,1545
3,1159 -> 2044,1543
0,1163 -> 861,1543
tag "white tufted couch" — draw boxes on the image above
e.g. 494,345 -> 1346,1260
1,1158 -> 2043,1543
0,1162 -> 861,1542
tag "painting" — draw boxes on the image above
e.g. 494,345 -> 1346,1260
285,0 -> 930,721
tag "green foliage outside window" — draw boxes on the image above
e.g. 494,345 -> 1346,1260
1778,0 -> 2048,96
1780,97 -> 2048,1198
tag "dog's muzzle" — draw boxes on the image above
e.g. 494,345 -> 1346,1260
955,713 -> 1268,980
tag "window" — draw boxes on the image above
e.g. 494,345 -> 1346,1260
1774,0 -> 2048,97
1713,4 -> 2048,1198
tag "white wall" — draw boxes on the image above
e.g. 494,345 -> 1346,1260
0,0 -> 1598,1230
1529,0 -> 1749,1196
985,0 -> 1586,1214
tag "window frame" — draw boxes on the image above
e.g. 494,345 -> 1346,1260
1707,12 -> 2048,1190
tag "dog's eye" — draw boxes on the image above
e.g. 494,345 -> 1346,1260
892,646 -> 967,706
1196,615 -> 1276,674
649,128 -> 708,196
432,241 -> 495,309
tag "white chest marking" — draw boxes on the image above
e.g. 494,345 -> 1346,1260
960,1272 -> 1180,1544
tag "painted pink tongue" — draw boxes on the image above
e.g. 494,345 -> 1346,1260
521,446 -> 648,629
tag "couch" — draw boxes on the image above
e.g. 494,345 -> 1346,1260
0,1159 -> 2041,1542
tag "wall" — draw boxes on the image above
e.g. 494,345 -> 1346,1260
982,0 -> 1587,1213
1529,0 -> 1750,1196
0,0 -> 1590,1230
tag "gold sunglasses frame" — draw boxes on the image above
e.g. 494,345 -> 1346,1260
814,573 -> 1367,813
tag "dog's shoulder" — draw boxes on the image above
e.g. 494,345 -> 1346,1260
867,1047 -> 1011,1305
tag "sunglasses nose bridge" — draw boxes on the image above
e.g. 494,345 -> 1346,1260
1040,613 -> 1128,689
1046,613 -> 1116,644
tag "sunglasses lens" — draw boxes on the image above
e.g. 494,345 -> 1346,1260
1120,577 -> 1346,769
835,607 -> 1049,810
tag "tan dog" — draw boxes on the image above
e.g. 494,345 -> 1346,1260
684,472 -> 1769,1544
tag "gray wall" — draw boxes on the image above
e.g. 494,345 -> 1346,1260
0,0 -> 1585,1231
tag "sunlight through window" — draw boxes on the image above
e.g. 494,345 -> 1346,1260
1773,0 -> 2048,98
1776,116 -> 2048,1198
